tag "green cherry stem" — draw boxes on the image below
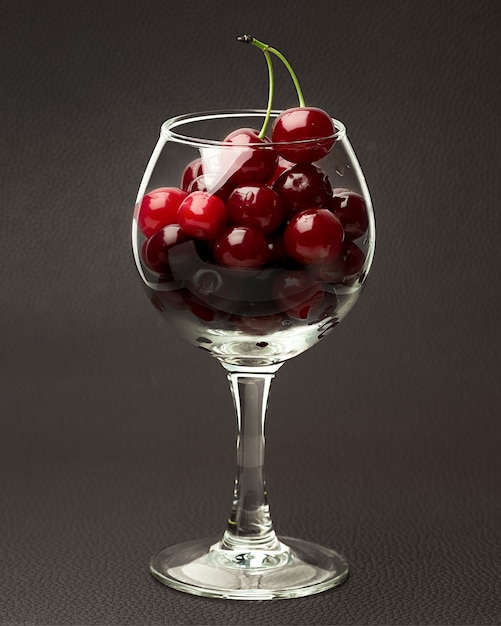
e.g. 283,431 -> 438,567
237,35 -> 275,139
260,48 -> 274,139
237,35 -> 306,109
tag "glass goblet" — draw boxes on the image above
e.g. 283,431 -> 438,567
132,110 -> 375,599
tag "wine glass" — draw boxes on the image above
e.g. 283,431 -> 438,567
132,109 -> 375,600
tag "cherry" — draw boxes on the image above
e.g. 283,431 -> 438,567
272,107 -> 335,164
138,187 -> 188,238
284,208 -> 344,265
143,223 -> 190,274
273,163 -> 333,218
187,175 -> 211,194
238,37 -> 336,164
267,156 -> 295,185
222,128 -> 277,185
313,241 -> 366,285
187,174 -> 231,201
213,226 -> 269,269
181,158 -> 203,191
227,183 -> 284,234
331,190 -> 369,240
177,191 -> 227,240
273,270 -> 324,321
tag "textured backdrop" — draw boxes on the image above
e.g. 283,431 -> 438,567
1,0 -> 501,624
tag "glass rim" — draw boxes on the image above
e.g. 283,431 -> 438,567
160,109 -> 346,148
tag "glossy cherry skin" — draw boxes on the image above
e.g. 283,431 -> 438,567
273,163 -> 333,219
272,107 -> 336,164
181,158 -> 203,191
213,226 -> 269,269
222,128 -> 277,185
273,270 -> 325,321
284,208 -> 344,265
143,224 -> 190,275
331,190 -> 369,240
267,156 -> 295,185
227,184 -> 284,234
187,174 -> 231,201
177,191 -> 227,241
313,241 -> 366,285
138,187 -> 188,238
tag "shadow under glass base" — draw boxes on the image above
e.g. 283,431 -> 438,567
150,536 -> 349,600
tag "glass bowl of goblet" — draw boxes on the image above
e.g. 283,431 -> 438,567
132,109 -> 375,600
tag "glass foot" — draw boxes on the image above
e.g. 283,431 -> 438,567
150,536 -> 349,600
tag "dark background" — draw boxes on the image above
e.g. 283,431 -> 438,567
1,1 -> 500,624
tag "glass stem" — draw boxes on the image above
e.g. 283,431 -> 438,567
220,369 -> 283,554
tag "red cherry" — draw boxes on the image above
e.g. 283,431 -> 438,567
272,107 -> 336,164
331,190 -> 369,240
273,270 -> 324,320
187,174 -> 231,201
314,241 -> 366,285
284,208 -> 344,265
143,224 -> 190,275
227,184 -> 284,234
187,175 -> 210,194
222,128 -> 277,185
177,191 -> 227,241
213,226 -> 269,269
273,163 -> 333,219
181,158 -> 203,191
138,187 -> 188,238
267,156 -> 295,185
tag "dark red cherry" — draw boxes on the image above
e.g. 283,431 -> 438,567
138,187 -> 188,238
272,107 -> 335,164
187,175 -> 210,194
213,226 -> 269,269
273,163 -> 332,219
143,224 -> 190,275
181,158 -> 203,191
177,191 -> 227,240
222,128 -> 277,185
187,174 -> 231,201
284,208 -> 344,265
267,156 -> 295,185
273,270 -> 324,320
331,190 -> 369,240
227,184 -> 284,234
314,241 -> 366,285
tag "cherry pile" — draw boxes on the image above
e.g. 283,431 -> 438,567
136,37 -> 369,333
138,135 -> 368,329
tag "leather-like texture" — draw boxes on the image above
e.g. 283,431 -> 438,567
2,0 -> 501,623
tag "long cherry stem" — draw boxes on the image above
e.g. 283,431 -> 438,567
259,49 -> 274,139
237,35 -> 306,116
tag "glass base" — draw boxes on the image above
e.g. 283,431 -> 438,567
150,535 -> 349,600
